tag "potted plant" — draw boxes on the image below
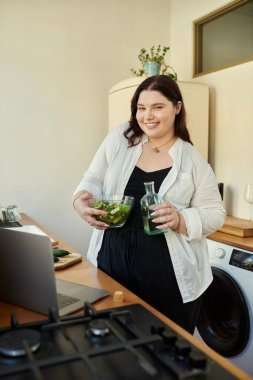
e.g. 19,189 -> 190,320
130,45 -> 177,80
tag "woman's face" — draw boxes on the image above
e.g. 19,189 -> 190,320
136,90 -> 181,139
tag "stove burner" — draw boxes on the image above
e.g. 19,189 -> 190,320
0,329 -> 41,357
88,319 -> 110,337
0,304 -> 238,380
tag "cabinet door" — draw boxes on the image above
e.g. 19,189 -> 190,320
109,78 -> 209,160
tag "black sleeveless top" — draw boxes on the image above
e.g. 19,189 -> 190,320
97,164 -> 172,277
123,165 -> 172,230
97,165 -> 202,334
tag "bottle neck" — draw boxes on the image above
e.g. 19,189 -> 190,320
144,181 -> 155,194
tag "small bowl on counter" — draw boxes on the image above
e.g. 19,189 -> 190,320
91,195 -> 134,228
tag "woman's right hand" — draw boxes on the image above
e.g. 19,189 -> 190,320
73,191 -> 109,230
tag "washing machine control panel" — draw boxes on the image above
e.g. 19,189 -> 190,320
207,238 -> 253,275
215,248 -> 226,259
229,249 -> 253,273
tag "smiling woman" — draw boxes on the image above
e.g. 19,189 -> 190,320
136,90 -> 182,153
108,77 -> 209,160
73,75 -> 225,334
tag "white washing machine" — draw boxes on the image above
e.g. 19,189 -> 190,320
195,238 -> 253,377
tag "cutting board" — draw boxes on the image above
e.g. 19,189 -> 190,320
54,253 -> 82,270
218,216 -> 253,237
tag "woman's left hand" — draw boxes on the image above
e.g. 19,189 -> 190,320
151,202 -> 180,232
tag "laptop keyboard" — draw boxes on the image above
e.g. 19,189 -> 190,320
0,220 -> 22,228
57,293 -> 80,309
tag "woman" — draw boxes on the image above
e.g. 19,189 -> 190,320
73,75 -> 225,334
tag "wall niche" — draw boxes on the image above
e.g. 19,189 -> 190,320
194,0 -> 253,76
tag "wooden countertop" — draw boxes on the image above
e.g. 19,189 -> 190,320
0,214 -> 252,380
208,215 -> 253,252
208,230 -> 253,251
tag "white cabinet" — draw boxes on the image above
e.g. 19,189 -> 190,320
109,77 -> 209,160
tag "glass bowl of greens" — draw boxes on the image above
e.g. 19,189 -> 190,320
91,196 -> 134,228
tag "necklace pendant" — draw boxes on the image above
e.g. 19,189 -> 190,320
153,147 -> 160,153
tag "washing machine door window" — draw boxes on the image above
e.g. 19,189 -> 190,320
197,267 -> 250,357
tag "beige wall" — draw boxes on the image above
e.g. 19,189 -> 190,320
1,0 -> 252,257
0,0 -> 171,255
170,0 -> 253,219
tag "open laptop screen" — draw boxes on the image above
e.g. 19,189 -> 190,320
0,228 -> 109,316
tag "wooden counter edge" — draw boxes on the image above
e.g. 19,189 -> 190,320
0,213 -> 251,380
208,231 -> 253,252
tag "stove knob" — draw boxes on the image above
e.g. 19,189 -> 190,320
188,350 -> 207,369
215,248 -> 226,259
161,330 -> 177,347
174,340 -> 191,359
151,326 -> 165,335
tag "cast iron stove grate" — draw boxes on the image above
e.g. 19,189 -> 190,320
0,303 -> 238,380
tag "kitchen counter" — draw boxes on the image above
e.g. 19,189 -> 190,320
0,213 -> 252,380
208,215 -> 253,251
209,230 -> 253,252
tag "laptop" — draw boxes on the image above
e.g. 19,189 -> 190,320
0,228 -> 109,317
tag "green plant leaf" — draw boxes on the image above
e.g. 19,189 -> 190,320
130,45 -> 177,79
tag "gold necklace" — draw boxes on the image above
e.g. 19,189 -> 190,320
149,136 -> 175,153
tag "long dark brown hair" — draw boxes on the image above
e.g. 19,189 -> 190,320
124,75 -> 192,147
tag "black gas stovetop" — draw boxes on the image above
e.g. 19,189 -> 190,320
0,303 -> 238,380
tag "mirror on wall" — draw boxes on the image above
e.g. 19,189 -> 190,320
194,0 -> 253,76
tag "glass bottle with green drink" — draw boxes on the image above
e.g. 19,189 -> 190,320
140,181 -> 169,235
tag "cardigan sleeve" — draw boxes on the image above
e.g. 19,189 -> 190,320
73,124 -> 128,200
181,161 -> 226,241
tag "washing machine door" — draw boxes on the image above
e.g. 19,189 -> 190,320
197,266 -> 250,357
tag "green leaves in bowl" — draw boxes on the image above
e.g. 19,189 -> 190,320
91,200 -> 133,227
